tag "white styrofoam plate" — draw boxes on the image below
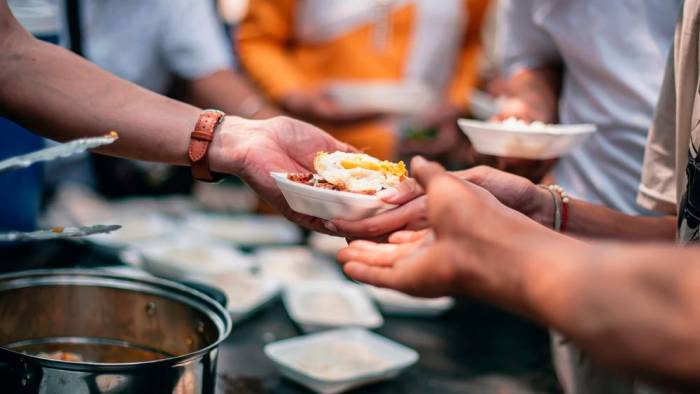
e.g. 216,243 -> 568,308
184,213 -> 303,246
265,328 -> 419,394
203,270 -> 281,323
271,172 -> 397,221
458,119 -> 597,160
136,235 -> 256,281
364,286 -> 454,317
327,81 -> 437,115
88,214 -> 175,250
308,232 -> 348,256
256,247 -> 344,286
283,281 -> 383,333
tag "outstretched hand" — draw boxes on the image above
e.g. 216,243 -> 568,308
337,156 -> 564,306
332,164 -> 552,241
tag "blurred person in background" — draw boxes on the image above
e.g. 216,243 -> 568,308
237,0 -> 490,162
47,0 -> 280,198
494,0 -> 679,209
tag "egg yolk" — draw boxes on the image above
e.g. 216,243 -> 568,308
340,158 -> 407,178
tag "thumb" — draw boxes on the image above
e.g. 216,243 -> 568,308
377,177 -> 424,204
412,157 -> 485,237
411,156 -> 449,190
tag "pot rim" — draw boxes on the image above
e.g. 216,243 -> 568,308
0,268 -> 232,372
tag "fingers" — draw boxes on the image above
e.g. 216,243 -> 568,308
452,165 -> 495,186
337,241 -> 404,267
376,177 -> 424,204
331,197 -> 428,239
343,263 -> 401,289
411,156 -> 450,190
388,229 -> 431,244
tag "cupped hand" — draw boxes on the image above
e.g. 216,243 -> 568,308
454,166 -> 551,221
337,156 -> 560,303
332,163 -> 552,241
330,178 -> 429,241
211,115 -> 356,233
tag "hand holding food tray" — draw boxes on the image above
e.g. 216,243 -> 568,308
271,151 -> 407,221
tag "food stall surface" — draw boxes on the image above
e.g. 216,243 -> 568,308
4,241 -> 559,394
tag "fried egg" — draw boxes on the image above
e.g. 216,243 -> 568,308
313,151 -> 406,193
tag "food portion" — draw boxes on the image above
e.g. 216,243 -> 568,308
288,151 -> 406,195
290,341 -> 390,381
496,116 -> 550,130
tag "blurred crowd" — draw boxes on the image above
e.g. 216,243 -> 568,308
0,0 -> 692,392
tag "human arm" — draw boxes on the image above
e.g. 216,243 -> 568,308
0,1 -> 353,232
338,158 -> 700,387
159,0 -> 281,120
495,0 -> 561,123
187,70 -> 282,120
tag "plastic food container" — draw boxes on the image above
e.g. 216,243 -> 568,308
327,81 -> 437,115
271,172 -> 397,221
283,281 -> 383,333
256,247 -> 344,286
364,286 -> 454,317
89,214 -> 175,250
265,328 -> 419,394
203,270 -> 281,323
458,119 -> 596,160
137,236 -> 256,281
184,213 -> 303,246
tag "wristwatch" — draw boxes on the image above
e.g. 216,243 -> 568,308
188,109 -> 226,183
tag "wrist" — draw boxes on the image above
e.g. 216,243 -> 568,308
209,115 -> 262,176
530,186 -> 555,228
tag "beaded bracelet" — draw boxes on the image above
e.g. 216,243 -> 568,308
537,184 -> 570,233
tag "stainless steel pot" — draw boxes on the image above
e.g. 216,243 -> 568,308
0,269 -> 232,394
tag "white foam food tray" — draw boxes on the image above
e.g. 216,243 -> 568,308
184,213 -> 303,246
136,235 -> 256,281
271,172 -> 397,221
265,328 -> 418,394
256,247 -> 344,286
203,270 -> 281,323
365,285 -> 454,317
88,213 -> 175,250
458,119 -> 596,160
283,281 -> 383,333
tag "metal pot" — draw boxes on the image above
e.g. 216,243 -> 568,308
0,269 -> 232,394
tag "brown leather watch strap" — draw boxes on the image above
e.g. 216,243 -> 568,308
189,110 -> 226,183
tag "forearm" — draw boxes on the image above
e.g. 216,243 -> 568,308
0,26 -> 199,165
531,187 -> 677,241
522,242 -> 700,387
505,66 -> 561,123
187,70 -> 282,120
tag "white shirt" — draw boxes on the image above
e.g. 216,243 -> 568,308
498,0 -> 680,215
55,0 -> 234,94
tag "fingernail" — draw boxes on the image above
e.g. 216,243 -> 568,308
376,188 -> 397,200
324,220 -> 338,233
